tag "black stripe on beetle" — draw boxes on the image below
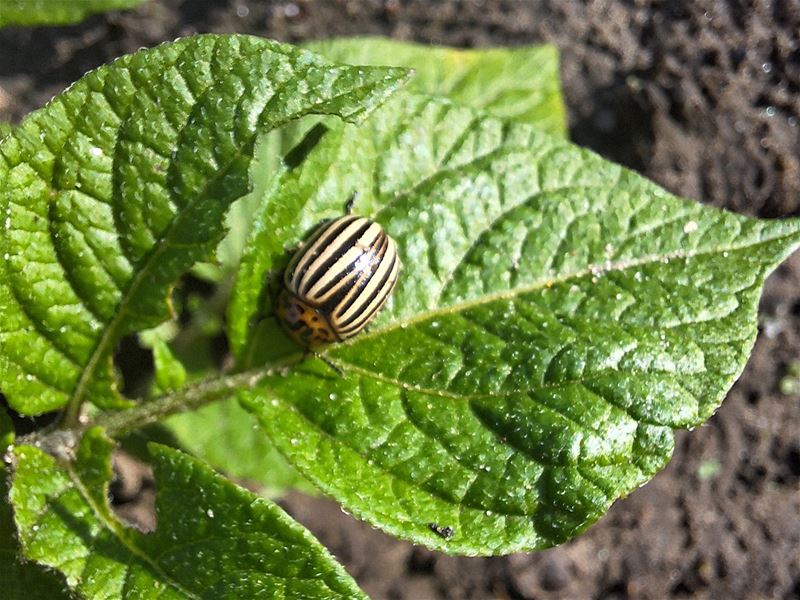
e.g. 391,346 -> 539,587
277,215 -> 400,348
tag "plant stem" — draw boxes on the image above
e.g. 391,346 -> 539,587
61,275 -> 234,429
20,356 -> 300,451
94,369 -> 269,436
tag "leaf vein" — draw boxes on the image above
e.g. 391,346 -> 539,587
349,229 -> 800,344
62,460 -> 201,600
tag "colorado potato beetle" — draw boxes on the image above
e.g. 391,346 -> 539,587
277,214 -> 400,348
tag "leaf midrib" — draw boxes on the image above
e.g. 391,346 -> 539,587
327,356 -> 698,428
64,151 -> 241,423
338,227 -> 800,348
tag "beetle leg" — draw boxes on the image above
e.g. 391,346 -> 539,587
313,352 -> 344,377
344,192 -> 358,215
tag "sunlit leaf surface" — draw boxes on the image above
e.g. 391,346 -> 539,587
0,34 -> 407,415
10,428 -> 367,598
233,92 -> 800,553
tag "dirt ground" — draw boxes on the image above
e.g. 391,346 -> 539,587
2,1 -> 799,599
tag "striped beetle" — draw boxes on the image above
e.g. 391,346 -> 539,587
277,214 -> 400,348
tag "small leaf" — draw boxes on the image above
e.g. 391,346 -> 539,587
0,404 -> 13,448
139,322 -> 187,394
10,427 -> 367,599
0,34 -> 408,416
0,0 -> 147,27
150,339 -> 187,393
697,460 -> 721,481
306,37 -> 567,135
234,92 -> 800,554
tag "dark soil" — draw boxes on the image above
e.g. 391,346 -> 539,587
3,1 -> 800,599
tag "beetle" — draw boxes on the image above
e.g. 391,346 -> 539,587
276,214 -> 400,348
428,522 -> 455,540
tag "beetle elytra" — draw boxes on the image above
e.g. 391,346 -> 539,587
276,214 -> 399,348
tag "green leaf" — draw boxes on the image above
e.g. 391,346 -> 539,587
0,34 -> 408,416
0,122 -> 12,139
305,37 -> 567,136
220,37 -> 566,278
233,92 -> 800,554
151,339 -> 187,393
182,37 -> 569,496
10,427 -> 367,598
0,0 -> 147,27
1,476 -> 72,599
0,404 -> 13,448
139,322 -> 187,394
1,406 -> 72,599
165,398 -> 316,496
216,117 -> 322,274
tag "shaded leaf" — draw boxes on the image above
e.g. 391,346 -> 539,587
306,37 -> 567,135
0,404 -> 13,447
10,427 -> 367,598
165,398 -> 315,496
0,34 -> 408,415
0,0 -> 146,27
233,92 -> 800,554
216,115 -> 324,274
220,37 -> 566,276
151,339 -> 186,394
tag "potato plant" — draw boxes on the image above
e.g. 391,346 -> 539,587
1,34 -> 798,598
